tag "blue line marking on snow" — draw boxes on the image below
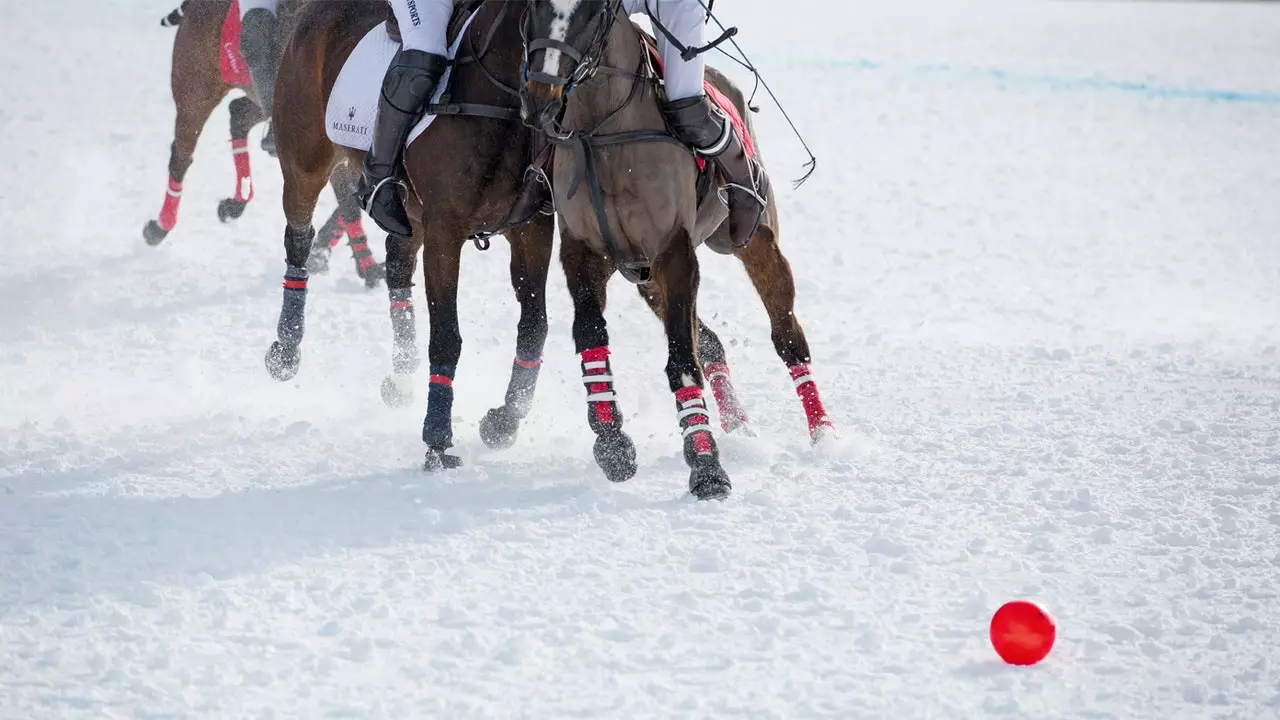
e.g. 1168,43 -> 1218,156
821,58 -> 1280,105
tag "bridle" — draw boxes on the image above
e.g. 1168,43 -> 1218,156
519,0 -> 617,116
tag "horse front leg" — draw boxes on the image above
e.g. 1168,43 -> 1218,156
561,234 -> 637,483
479,214 -> 555,450
419,235 -> 465,470
657,234 -> 731,500
379,231 -> 421,408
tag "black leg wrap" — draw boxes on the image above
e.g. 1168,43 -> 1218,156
228,96 -> 258,140
283,224 -> 314,269
504,359 -> 541,419
167,142 -> 191,182
277,264 -> 308,347
422,367 -> 455,451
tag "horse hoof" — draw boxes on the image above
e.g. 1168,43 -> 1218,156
721,415 -> 756,436
689,463 -> 731,501
478,407 -> 520,450
143,220 -> 169,246
423,448 -> 463,472
363,262 -> 386,290
810,422 -> 838,445
593,430 -> 637,483
217,198 -> 248,223
265,341 -> 301,381
306,249 -> 332,275
380,374 -> 414,408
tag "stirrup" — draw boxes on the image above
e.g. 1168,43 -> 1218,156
720,181 -> 767,211
361,175 -> 404,215
525,165 -> 555,216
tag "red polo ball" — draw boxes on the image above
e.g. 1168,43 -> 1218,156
990,600 -> 1055,665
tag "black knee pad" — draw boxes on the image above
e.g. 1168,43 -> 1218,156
380,50 -> 449,114
228,96 -> 258,139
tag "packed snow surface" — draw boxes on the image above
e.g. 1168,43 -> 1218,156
2,0 -> 1278,717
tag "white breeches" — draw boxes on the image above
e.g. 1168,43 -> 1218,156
388,0 -> 455,56
623,0 -> 708,101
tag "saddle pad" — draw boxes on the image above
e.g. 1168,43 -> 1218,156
219,0 -> 252,87
325,10 -> 480,151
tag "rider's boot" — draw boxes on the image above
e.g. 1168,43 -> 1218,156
355,49 -> 450,237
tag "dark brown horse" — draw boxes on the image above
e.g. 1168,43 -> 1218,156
264,0 -> 556,469
520,1 -> 834,500
146,0 -> 383,286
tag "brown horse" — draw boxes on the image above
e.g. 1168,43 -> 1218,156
146,0 -> 383,287
520,1 -> 834,500
263,0 -> 557,469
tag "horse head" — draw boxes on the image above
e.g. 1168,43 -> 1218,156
518,0 -> 622,134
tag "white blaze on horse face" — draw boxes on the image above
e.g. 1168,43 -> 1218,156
540,0 -> 583,79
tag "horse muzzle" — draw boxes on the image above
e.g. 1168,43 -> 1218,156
520,81 -> 565,132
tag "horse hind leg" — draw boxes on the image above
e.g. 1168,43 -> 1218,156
636,284 -> 751,435
144,56 -> 228,245
479,214 -> 555,450
311,165 -> 383,287
561,234 -> 637,483
379,229 -> 421,409
738,229 -> 834,442
215,95 -> 264,223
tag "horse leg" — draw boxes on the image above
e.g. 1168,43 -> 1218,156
654,234 -> 732,500
144,65 -> 227,245
263,158 -> 333,381
379,230 -> 421,408
636,285 -> 751,434
215,95 -> 264,223
479,214 -> 555,450
738,231 -> 834,441
561,234 -> 637,483
419,235 -> 466,471
314,166 -> 383,287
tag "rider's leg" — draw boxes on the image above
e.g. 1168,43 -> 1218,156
356,0 -> 453,237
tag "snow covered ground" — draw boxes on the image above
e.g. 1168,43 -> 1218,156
3,0 -> 1279,716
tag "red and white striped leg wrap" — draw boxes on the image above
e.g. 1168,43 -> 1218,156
335,213 -> 371,258
157,177 -> 183,232
704,361 -> 750,432
675,386 -> 716,457
581,346 -> 621,432
789,363 -> 833,436
231,138 -> 253,203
